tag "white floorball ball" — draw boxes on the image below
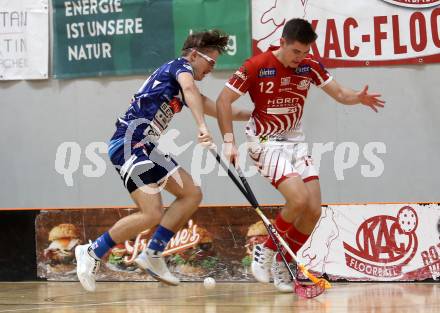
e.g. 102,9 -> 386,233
203,277 -> 216,289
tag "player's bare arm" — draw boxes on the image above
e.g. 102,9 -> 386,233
202,94 -> 251,121
216,87 -> 242,164
322,79 -> 385,112
177,72 -> 212,145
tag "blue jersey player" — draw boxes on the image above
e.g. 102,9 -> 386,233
75,30 -> 251,291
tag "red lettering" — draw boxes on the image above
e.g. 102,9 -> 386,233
343,18 -> 359,57
392,15 -> 407,54
429,246 -> 439,261
374,16 -> 388,55
421,251 -> 431,266
410,12 -> 428,52
324,19 -> 342,58
375,219 -> 399,259
310,20 -> 321,57
431,8 -> 440,48
359,219 -> 380,257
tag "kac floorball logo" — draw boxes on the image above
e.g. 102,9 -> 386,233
343,206 -> 418,278
381,0 -> 440,8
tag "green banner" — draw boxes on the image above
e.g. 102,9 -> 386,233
173,0 -> 251,70
53,0 -> 174,79
53,0 -> 251,79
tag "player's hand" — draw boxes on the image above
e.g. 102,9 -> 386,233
357,85 -> 385,112
198,125 -> 213,148
223,141 -> 239,167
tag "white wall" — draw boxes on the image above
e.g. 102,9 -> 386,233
1,64 -> 439,208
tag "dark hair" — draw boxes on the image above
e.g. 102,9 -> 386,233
282,18 -> 317,44
181,29 -> 229,55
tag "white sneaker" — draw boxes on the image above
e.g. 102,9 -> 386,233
271,255 -> 294,293
251,244 -> 276,283
135,249 -> 180,286
75,243 -> 100,292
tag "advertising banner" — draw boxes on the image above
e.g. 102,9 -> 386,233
315,203 -> 440,281
173,0 -> 251,70
252,0 -> 440,67
36,203 -> 440,282
52,0 -> 251,78
0,0 -> 49,80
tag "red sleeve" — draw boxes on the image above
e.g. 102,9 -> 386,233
308,57 -> 332,87
225,59 -> 255,95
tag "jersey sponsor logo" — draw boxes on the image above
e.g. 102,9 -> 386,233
380,0 -> 440,8
267,97 -> 299,106
297,79 -> 311,91
280,77 -> 291,86
295,65 -> 310,74
278,87 -> 293,92
343,206 -> 419,278
169,97 -> 183,113
266,107 -> 298,114
233,69 -> 248,81
144,101 -> 175,141
258,68 -> 276,78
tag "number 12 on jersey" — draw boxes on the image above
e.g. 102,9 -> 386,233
259,81 -> 274,94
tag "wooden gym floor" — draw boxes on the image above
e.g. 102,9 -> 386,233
0,282 -> 438,313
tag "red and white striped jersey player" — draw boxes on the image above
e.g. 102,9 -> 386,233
216,18 -> 384,293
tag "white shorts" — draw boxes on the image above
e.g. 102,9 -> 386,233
246,139 -> 318,189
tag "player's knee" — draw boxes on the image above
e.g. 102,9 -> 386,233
188,186 -> 203,205
288,193 -> 309,212
139,206 -> 163,226
177,185 -> 203,205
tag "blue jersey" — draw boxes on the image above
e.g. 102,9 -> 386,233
108,58 -> 193,157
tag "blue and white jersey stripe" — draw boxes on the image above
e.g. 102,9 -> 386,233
108,58 -> 193,157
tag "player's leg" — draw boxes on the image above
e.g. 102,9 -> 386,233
160,168 -> 202,232
111,186 -> 165,242
249,144 -> 309,289
75,182 -> 165,291
252,144 -> 311,251
284,148 -> 322,260
135,168 -> 202,285
250,143 -> 320,292
291,179 -> 321,236
75,144 -> 175,290
269,175 -> 311,292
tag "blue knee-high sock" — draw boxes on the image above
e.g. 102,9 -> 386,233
89,231 -> 116,259
148,225 -> 175,253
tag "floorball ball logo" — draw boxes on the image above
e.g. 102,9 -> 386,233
343,206 -> 418,278
381,0 -> 440,8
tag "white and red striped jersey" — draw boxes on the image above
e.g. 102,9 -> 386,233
226,46 -> 332,142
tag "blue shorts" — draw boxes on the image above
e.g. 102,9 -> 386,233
109,142 -> 179,193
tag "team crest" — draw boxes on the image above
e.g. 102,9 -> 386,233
233,68 -> 248,81
297,79 -> 311,90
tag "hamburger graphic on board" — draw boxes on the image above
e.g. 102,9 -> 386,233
44,223 -> 81,274
242,221 -> 269,269
166,223 -> 219,277
106,229 -> 151,273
